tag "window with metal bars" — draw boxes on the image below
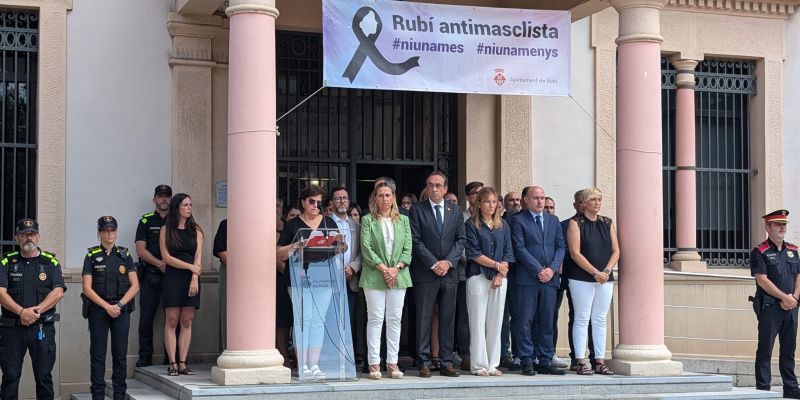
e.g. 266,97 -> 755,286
0,10 -> 38,255
662,57 -> 756,267
276,31 -> 458,209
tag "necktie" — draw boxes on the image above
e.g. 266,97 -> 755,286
435,205 -> 444,234
535,215 -> 543,232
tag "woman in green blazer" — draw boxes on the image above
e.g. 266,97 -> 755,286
359,182 -> 412,380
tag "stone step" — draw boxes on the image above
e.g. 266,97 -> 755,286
426,388 -> 780,399
677,357 -> 786,388
100,377 -> 172,400
129,364 -> 751,400
71,394 -> 111,400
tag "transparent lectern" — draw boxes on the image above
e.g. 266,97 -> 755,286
288,227 -> 358,382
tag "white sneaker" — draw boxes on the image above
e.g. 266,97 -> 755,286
302,365 -> 314,380
309,365 -> 326,380
551,355 -> 569,369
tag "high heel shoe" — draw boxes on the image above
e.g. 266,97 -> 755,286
368,364 -> 382,380
387,364 -> 403,379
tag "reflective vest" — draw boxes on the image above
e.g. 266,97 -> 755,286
86,246 -> 131,301
0,250 -> 60,318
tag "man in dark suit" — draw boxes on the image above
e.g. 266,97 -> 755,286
511,186 -> 566,376
409,171 -> 466,378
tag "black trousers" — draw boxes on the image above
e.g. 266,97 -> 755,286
456,280 -> 470,358
138,267 -> 163,359
138,267 -> 178,361
0,323 -> 56,400
414,279 -> 458,367
567,286 -> 594,365
755,303 -> 798,390
533,287 -> 565,358
88,307 -> 130,400
513,284 -> 557,365
503,284 -> 516,357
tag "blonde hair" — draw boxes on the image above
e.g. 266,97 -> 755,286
581,187 -> 603,203
470,187 -> 504,230
369,183 -> 401,222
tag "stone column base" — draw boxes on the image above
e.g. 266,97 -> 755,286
607,344 -> 683,376
669,251 -> 707,272
211,349 -> 291,385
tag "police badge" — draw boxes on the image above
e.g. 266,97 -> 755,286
119,265 -> 126,274
38,272 -> 46,281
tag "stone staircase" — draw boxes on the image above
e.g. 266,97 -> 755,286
67,364 -> 784,400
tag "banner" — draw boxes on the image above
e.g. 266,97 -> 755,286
323,0 -> 570,96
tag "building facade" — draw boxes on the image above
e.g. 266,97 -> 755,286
0,0 -> 798,397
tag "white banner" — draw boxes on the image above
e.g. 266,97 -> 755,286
323,0 -> 570,96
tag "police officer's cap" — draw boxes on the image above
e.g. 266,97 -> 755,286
763,209 -> 789,224
97,216 -> 118,231
154,184 -> 172,197
15,218 -> 39,234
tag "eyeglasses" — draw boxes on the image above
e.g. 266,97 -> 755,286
305,198 -> 321,206
333,196 -> 349,202
427,183 -> 445,189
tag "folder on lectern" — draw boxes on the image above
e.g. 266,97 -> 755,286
288,228 -> 357,382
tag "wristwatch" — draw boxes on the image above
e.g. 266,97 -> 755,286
117,300 -> 125,308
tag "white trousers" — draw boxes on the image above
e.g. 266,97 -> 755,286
364,288 -> 406,365
466,275 -> 507,373
569,279 -> 614,360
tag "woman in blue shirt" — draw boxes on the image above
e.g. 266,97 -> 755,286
464,187 -> 514,376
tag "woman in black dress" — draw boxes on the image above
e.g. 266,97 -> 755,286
159,193 -> 204,376
277,185 -> 339,380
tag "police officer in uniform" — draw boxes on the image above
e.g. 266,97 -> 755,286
750,209 -> 800,398
82,216 -> 140,400
135,184 -> 172,367
0,218 -> 66,400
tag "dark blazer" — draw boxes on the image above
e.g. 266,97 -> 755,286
465,220 -> 515,280
510,210 -> 566,287
409,200 -> 466,284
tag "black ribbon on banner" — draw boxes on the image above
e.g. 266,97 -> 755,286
342,6 -> 420,83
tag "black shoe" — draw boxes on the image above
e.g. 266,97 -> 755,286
522,364 -> 537,376
500,355 -> 514,368
508,357 -> 523,371
785,387 -> 800,399
536,363 -> 566,375
430,357 -> 441,372
135,358 -> 152,368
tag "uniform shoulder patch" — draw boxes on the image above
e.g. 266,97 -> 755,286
787,242 -> 798,251
140,212 -> 155,224
86,246 -> 101,257
117,246 -> 129,257
3,250 -> 19,258
40,251 -> 60,267
758,241 -> 771,253
600,216 -> 613,225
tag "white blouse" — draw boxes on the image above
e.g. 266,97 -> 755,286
380,216 -> 395,258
